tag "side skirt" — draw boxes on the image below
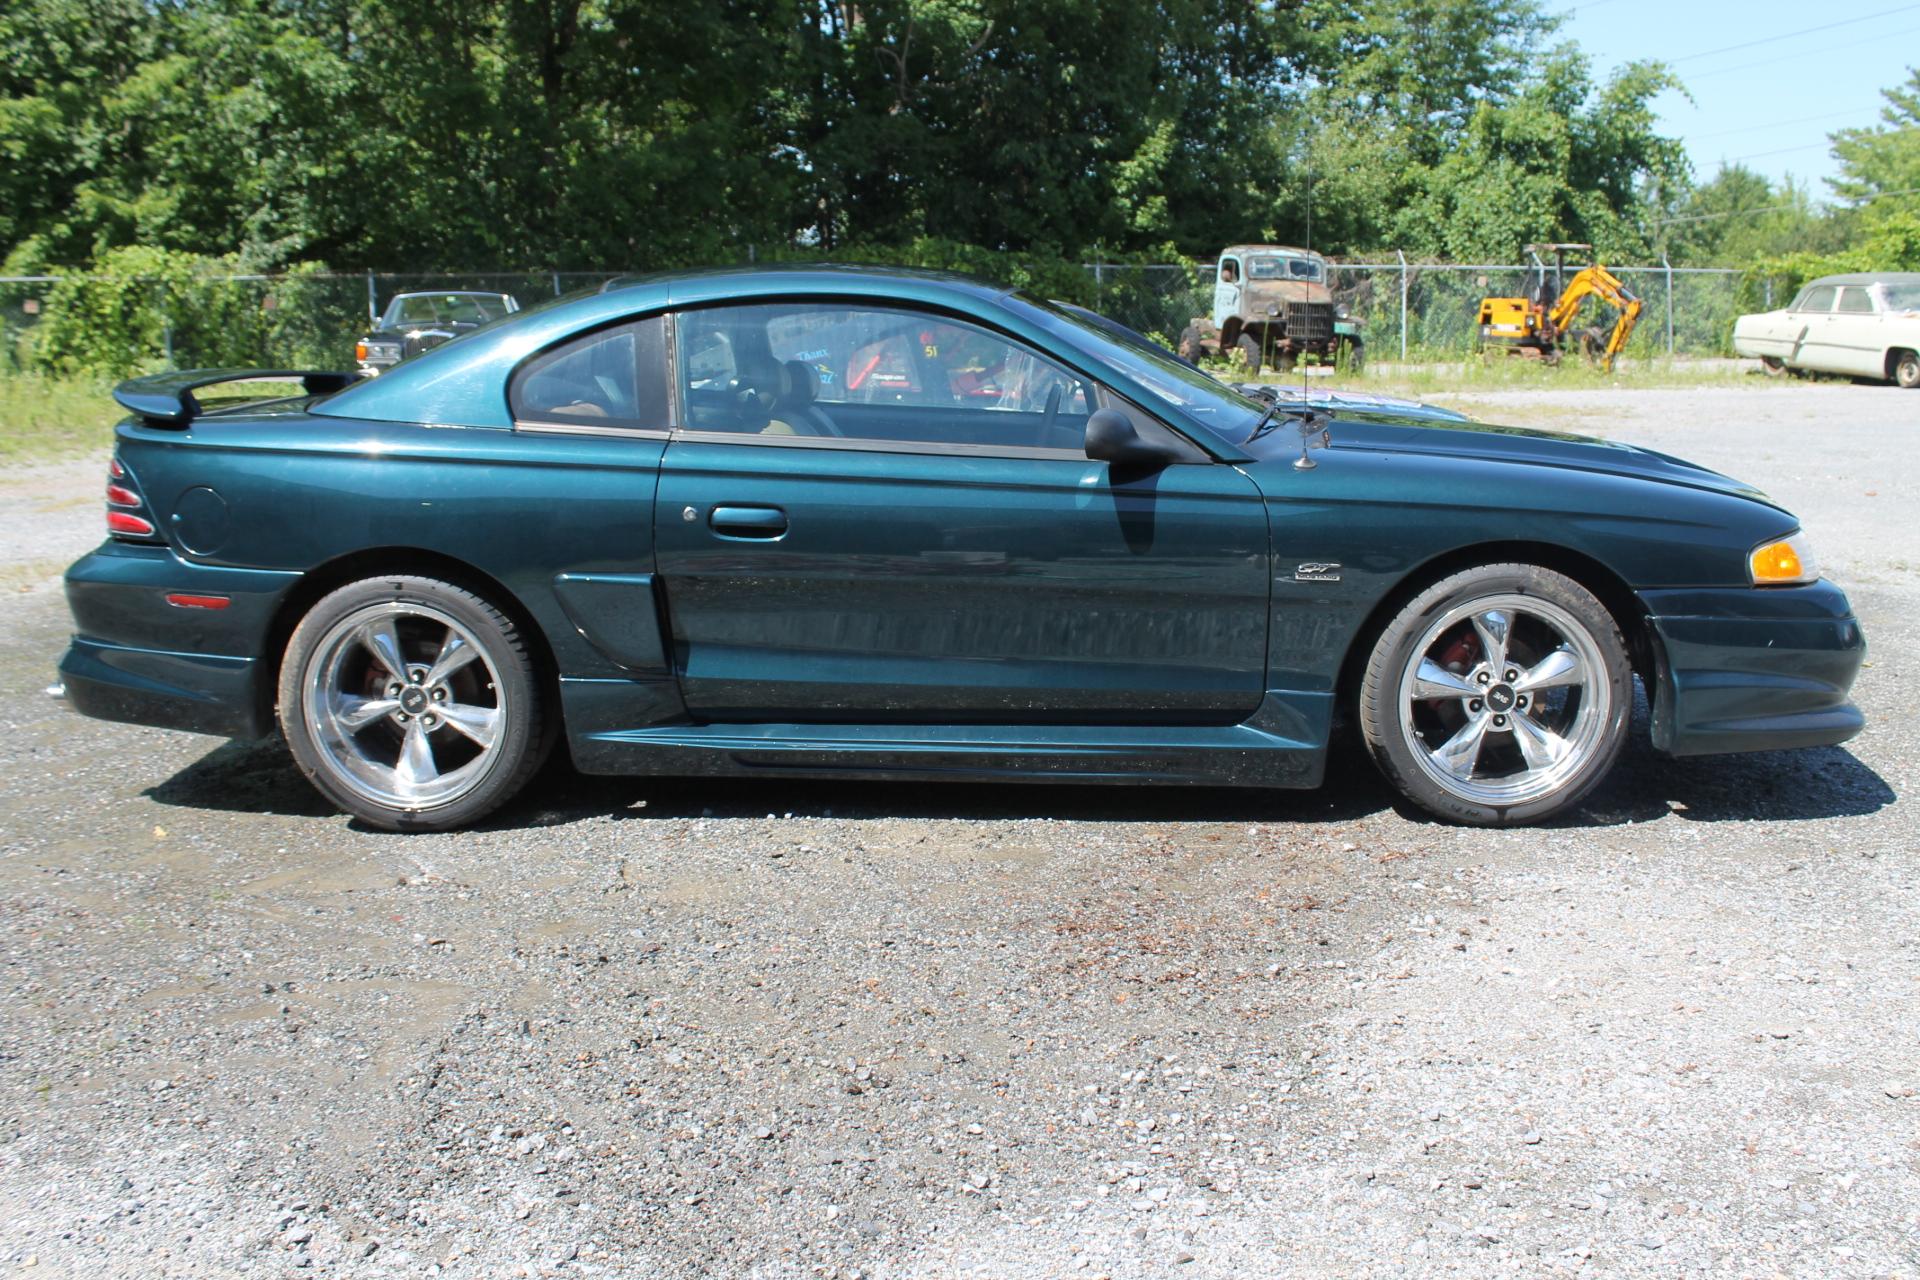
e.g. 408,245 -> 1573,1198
559,680 -> 1330,790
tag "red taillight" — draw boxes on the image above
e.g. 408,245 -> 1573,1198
165,593 -> 230,610
107,511 -> 155,536
110,457 -> 126,478
106,483 -> 141,507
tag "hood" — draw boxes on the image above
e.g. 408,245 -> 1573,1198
1230,384 -> 1471,425
1239,279 -> 1332,305
370,319 -> 485,339
1240,412 -> 1781,509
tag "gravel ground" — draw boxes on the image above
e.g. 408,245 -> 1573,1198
1,383 -> 1915,1279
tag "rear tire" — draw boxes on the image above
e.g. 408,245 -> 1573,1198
278,575 -> 549,831
1893,349 -> 1920,389
1759,356 -> 1786,378
1358,563 -> 1631,826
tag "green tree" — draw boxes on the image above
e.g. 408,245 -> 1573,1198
1831,67 -> 1920,212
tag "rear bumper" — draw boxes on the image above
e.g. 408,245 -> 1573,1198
60,638 -> 268,738
1643,582 -> 1866,757
59,542 -> 298,740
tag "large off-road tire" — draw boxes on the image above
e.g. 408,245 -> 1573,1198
278,575 -> 550,831
1358,563 -> 1631,826
1178,325 -> 1207,364
1892,349 -> 1920,389
1236,332 -> 1262,377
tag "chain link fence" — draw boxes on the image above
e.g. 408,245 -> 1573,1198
1082,260 -> 1776,364
3,261 -> 1773,375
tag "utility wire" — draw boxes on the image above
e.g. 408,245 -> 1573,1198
1666,3 -> 1920,64
1652,185 -> 1920,226
1685,23 -> 1920,81
1726,124 -> 1919,164
1690,106 -> 1889,140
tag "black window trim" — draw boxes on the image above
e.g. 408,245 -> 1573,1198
660,297 -> 1213,464
509,313 -> 674,438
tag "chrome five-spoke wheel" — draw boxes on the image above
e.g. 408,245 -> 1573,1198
1399,594 -> 1609,807
1360,563 -> 1632,825
279,576 -> 547,830
305,603 -> 504,809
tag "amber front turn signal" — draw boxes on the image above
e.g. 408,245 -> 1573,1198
1749,531 -> 1819,585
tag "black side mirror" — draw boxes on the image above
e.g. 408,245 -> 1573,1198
1084,408 -> 1180,470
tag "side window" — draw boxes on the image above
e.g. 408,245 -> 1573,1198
1836,286 -> 1875,314
1219,259 -> 1239,284
1796,285 -> 1837,314
676,304 -> 1093,452
511,317 -> 667,430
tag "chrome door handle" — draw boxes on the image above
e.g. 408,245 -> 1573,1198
708,505 -> 788,539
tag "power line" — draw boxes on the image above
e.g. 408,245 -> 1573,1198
1690,106 -> 1888,141
1725,124 -> 1919,165
1652,184 -> 1920,226
1685,22 -> 1920,82
1666,3 -> 1920,64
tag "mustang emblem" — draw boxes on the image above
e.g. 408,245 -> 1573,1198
1295,562 -> 1342,582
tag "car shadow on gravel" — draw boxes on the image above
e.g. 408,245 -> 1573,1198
138,732 -> 1404,828
499,739 -> 1402,828
141,737 -> 338,819
140,721 -> 1892,832
1568,740 -> 1895,826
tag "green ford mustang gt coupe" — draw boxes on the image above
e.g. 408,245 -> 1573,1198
58,267 -> 1865,830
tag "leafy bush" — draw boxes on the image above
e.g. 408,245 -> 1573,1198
1742,212 -> 1920,311
31,246 -> 326,376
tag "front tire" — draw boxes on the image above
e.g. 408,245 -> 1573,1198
1358,564 -> 1631,825
1759,356 -> 1786,378
278,575 -> 549,831
1236,332 -> 1263,377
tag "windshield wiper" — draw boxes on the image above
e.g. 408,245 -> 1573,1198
1242,394 -> 1336,469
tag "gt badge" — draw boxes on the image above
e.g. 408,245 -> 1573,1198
1295,562 -> 1342,582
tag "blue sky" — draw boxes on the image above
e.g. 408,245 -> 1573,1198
1557,0 -> 1918,199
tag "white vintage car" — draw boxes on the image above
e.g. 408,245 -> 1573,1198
1732,272 -> 1920,387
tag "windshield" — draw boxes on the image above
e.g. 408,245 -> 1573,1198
1011,294 -> 1263,443
1247,255 -> 1323,282
385,293 -> 514,327
1882,282 -> 1920,312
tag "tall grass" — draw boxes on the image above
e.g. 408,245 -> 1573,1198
0,374 -> 120,463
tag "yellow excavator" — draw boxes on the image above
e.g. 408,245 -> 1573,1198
1476,243 -> 1643,370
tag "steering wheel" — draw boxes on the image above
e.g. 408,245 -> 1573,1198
1034,384 -> 1063,447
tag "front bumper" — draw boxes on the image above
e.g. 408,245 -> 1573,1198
59,542 -> 300,740
1642,581 -> 1866,757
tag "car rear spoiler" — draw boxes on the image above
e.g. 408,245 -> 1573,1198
112,369 -> 363,426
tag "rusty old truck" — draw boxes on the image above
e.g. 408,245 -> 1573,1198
1178,245 -> 1362,374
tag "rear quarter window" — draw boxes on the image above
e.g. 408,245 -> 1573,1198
1795,285 -> 1837,313
510,316 -> 668,430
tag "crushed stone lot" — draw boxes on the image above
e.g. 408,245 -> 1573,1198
1,381 -> 1915,1278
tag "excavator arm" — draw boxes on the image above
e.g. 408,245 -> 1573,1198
1545,266 -> 1642,371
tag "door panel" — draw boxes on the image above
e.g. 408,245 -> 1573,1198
1827,287 -> 1882,375
653,440 -> 1271,724
1212,258 -> 1242,329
